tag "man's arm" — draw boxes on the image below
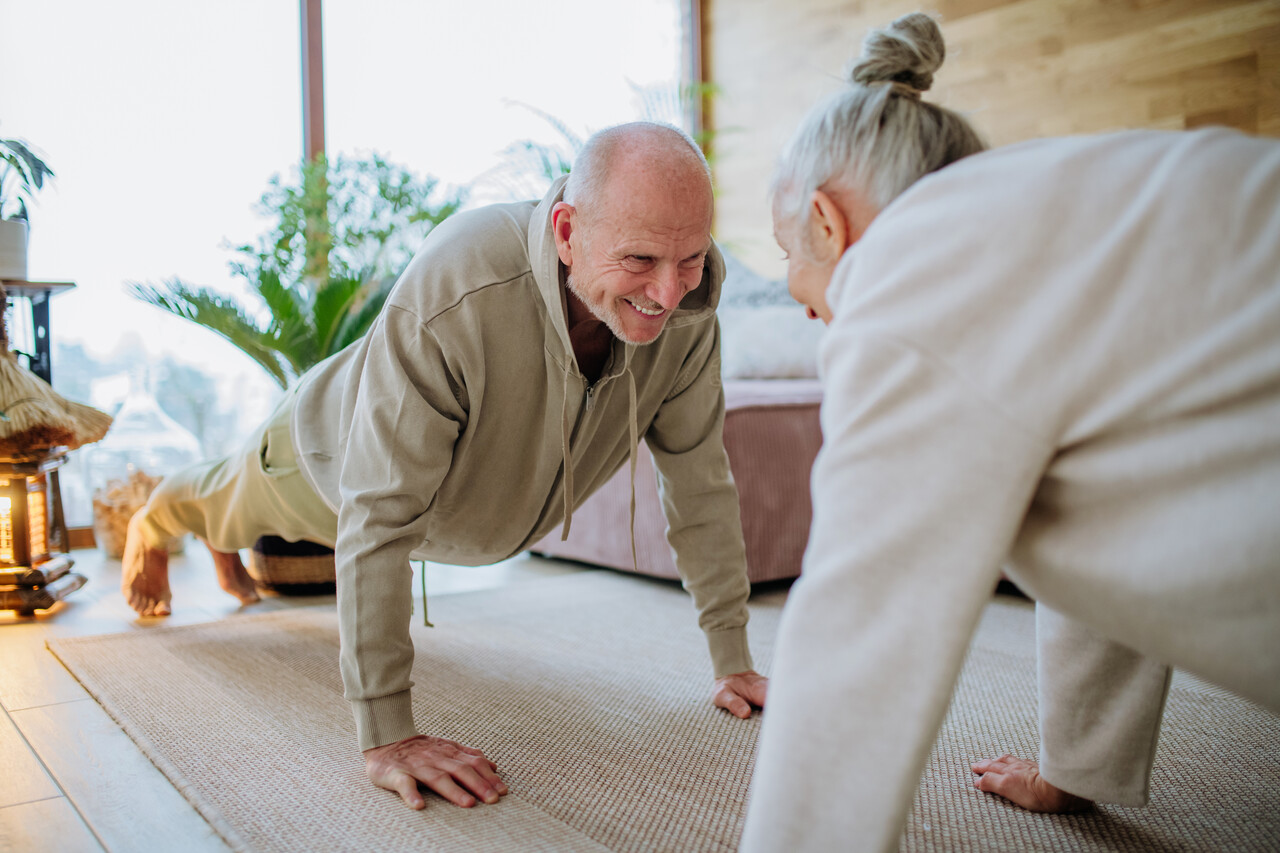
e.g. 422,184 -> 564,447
645,319 -> 764,711
335,305 -> 505,808
738,334 -> 1052,853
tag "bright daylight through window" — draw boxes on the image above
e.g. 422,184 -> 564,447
0,0 -> 687,527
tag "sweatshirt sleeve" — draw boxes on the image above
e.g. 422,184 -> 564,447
645,319 -> 754,677
336,304 -> 467,751
739,333 -> 1052,853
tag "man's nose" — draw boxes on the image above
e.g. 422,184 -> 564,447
647,265 -> 686,310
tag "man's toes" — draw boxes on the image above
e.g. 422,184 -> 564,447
138,598 -> 172,618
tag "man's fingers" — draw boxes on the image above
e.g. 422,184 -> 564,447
389,771 -> 426,810
713,686 -> 753,718
457,745 -> 500,774
419,769 -> 478,808
973,770 -> 1010,796
441,759 -> 507,804
972,755 -> 1013,774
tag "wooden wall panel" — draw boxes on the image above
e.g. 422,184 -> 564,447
706,0 -> 1280,278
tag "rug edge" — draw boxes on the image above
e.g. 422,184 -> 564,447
44,640 -> 253,853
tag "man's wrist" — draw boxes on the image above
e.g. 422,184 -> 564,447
706,625 -> 753,678
352,689 -> 418,751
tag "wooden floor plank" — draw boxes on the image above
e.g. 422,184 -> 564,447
0,797 -> 103,853
0,710 -> 59,808
13,699 -> 229,853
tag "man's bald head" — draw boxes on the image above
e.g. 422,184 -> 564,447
563,122 -> 712,221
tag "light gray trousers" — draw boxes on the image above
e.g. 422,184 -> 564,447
1037,605 -> 1173,805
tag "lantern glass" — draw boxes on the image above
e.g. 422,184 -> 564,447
0,474 -> 52,569
28,484 -> 48,563
0,495 -> 12,564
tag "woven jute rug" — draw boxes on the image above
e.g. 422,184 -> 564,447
49,571 -> 1280,852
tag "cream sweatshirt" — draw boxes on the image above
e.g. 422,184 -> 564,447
292,177 -> 754,750
741,129 -> 1280,852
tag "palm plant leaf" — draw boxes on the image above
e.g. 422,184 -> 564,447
1,139 -> 55,189
1,137 -> 56,220
129,279 -> 292,388
330,275 -> 396,355
311,275 -> 367,358
252,268 -> 317,376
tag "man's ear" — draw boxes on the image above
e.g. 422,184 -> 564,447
551,201 -> 575,267
808,189 -> 851,263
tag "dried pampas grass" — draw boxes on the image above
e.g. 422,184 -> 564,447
0,349 -> 112,456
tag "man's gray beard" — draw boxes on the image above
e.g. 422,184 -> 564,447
565,271 -> 659,346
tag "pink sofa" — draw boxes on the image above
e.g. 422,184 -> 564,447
532,379 -> 823,584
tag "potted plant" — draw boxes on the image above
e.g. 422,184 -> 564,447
130,153 -> 464,591
132,153 -> 464,389
0,134 -> 55,281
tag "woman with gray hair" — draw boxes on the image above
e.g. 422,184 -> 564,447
742,12 -> 1280,852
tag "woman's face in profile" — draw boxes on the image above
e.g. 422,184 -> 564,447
773,209 -> 835,324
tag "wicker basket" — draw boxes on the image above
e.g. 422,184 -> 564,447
247,536 -> 336,595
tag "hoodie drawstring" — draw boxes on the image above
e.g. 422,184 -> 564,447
626,363 -> 638,572
560,367 -> 575,540
419,561 -> 433,627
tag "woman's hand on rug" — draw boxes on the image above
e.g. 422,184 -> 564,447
971,754 -> 1093,813
364,734 -> 508,809
712,670 -> 769,719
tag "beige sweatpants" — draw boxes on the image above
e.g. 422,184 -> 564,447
135,389 -> 338,553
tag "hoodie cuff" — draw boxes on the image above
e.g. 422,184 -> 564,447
706,626 -> 754,678
352,690 -> 419,751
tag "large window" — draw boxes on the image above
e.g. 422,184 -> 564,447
1,1 -> 686,527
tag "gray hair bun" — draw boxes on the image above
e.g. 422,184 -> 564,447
847,12 -> 945,93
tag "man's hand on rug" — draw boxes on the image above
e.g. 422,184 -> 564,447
712,670 -> 768,719
364,734 -> 508,810
971,754 -> 1093,813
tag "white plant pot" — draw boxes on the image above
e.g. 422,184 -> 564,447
0,219 -> 29,281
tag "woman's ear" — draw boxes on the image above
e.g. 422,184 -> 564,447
808,190 -> 851,262
809,187 -> 878,260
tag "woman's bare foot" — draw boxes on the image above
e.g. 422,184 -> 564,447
971,754 -> 1093,813
207,545 -> 261,606
121,511 -> 172,616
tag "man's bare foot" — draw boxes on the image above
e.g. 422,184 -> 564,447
207,545 -> 261,606
972,754 -> 1093,813
121,511 -> 172,617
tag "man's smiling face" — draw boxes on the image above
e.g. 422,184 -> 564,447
555,154 -> 714,345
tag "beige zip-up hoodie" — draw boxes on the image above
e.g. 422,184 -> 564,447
292,177 -> 754,749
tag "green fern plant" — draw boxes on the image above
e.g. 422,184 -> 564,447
132,154 -> 464,389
